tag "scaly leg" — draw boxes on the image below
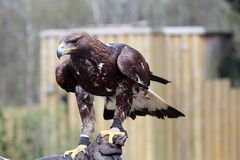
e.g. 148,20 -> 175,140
100,79 -> 133,144
64,86 -> 94,159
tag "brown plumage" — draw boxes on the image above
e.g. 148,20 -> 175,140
55,31 -> 184,157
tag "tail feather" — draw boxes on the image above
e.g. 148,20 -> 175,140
130,89 -> 185,119
158,106 -> 185,118
130,105 -> 185,120
104,89 -> 185,120
150,74 -> 171,85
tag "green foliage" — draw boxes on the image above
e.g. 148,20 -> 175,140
0,106 -> 78,160
0,108 -> 45,159
0,108 -> 7,153
17,108 -> 47,159
227,0 -> 240,13
219,48 -> 240,86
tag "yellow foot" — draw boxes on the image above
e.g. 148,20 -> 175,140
100,127 -> 125,144
64,144 -> 87,159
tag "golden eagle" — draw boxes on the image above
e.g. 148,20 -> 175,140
55,31 -> 184,159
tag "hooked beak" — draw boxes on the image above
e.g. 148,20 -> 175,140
56,42 -> 76,59
57,42 -> 65,59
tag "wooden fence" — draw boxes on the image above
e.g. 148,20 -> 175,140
1,79 -> 239,160
0,26 -> 239,160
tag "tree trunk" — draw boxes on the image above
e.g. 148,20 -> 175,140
25,0 -> 35,106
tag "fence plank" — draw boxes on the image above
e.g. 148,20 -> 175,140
202,81 -> 214,160
192,35 -> 203,160
213,80 -> 222,160
221,80 -> 230,160
173,35 -> 182,160
150,33 -> 166,160
234,89 -> 240,160
178,35 -> 193,160
165,35 -> 175,160
229,89 -> 237,160
40,38 -> 47,107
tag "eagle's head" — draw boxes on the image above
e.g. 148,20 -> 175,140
56,31 -> 92,59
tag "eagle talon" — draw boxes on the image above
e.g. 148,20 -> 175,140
100,128 -> 126,144
64,145 -> 87,160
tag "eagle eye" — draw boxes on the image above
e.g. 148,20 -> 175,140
69,39 -> 78,44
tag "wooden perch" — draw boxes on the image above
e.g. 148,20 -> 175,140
37,134 -> 127,160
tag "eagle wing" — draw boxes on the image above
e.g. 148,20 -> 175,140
117,46 -> 150,89
55,59 -> 76,93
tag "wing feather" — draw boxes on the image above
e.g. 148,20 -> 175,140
55,59 -> 76,92
117,46 -> 150,89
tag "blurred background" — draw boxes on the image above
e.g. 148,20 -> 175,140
0,0 -> 240,159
